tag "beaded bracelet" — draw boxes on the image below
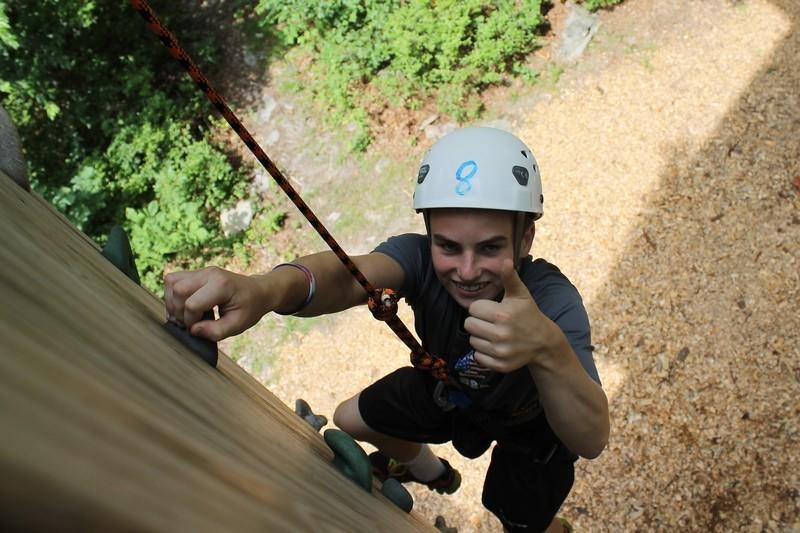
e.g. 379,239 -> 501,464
272,262 -> 316,315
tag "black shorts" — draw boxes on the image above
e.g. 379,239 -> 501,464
359,367 -> 576,532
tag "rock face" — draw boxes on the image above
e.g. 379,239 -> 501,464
423,121 -> 457,141
556,3 -> 600,62
221,199 -> 254,236
0,105 -> 30,191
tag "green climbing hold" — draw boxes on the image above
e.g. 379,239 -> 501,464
101,225 -> 141,285
323,429 -> 372,492
380,478 -> 413,513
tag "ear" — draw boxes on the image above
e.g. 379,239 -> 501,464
519,221 -> 535,256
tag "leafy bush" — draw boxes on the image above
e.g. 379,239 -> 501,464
0,3 -> 17,49
0,0 -> 254,293
256,0 -> 544,149
121,121 -> 247,290
582,0 -> 625,11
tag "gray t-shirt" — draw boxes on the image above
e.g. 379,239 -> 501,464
374,233 -> 599,416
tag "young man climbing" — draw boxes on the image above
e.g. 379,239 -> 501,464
164,127 -> 609,532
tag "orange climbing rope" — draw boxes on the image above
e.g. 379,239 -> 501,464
130,0 -> 448,381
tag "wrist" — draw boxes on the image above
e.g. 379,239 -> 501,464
527,320 -> 572,374
250,273 -> 279,317
270,263 -> 316,315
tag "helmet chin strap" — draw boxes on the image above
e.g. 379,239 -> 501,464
512,211 -> 529,271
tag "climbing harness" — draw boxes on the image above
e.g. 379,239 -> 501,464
129,0 -> 448,381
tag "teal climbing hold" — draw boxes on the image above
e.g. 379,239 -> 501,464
163,310 -> 218,367
295,399 -> 328,432
323,429 -> 372,492
380,478 -> 413,513
101,225 -> 141,285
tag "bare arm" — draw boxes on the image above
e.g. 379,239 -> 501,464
465,259 -> 609,459
275,251 -> 405,317
526,326 -> 610,459
164,251 -> 404,341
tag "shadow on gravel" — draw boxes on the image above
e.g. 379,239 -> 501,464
585,0 -> 799,530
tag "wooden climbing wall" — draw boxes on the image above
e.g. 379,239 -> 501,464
0,172 -> 433,532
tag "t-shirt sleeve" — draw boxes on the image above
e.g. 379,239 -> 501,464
372,233 -> 428,304
526,265 -> 601,385
553,295 -> 600,385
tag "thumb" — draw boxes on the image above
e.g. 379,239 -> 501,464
192,309 -> 252,342
500,258 -> 529,300
190,314 -> 226,342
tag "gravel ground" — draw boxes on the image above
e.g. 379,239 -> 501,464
229,0 -> 800,530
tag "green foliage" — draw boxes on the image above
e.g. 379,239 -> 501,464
582,0 -> 625,11
233,207 -> 287,267
0,2 -> 18,49
0,0 -> 255,293
250,207 -> 288,239
229,333 -> 252,363
541,62 -> 565,91
256,0 -> 544,149
123,122 -> 246,282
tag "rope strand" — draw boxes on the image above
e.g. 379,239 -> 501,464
130,0 -> 449,381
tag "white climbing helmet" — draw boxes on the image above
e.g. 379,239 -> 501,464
413,126 -> 543,219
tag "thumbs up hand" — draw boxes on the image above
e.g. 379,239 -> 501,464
464,258 -> 558,373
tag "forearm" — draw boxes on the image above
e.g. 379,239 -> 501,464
260,251 -> 400,318
528,327 -> 610,459
293,252 -> 371,316
163,251 -> 397,341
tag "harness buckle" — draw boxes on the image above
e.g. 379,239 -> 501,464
433,381 -> 456,412
433,381 -> 473,411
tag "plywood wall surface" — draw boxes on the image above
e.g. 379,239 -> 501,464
0,174 -> 432,532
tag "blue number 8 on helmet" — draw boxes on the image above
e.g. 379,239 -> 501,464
413,127 -> 543,219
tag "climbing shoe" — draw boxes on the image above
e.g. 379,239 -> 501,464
369,451 -> 461,495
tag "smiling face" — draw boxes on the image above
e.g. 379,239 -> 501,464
429,208 -> 534,309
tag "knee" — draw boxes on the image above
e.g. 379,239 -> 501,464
332,400 -> 349,431
333,395 -> 367,437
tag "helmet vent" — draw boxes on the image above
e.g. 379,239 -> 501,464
512,166 -> 529,186
521,150 -> 528,158
417,164 -> 430,184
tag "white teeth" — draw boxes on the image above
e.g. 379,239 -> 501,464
455,282 -> 487,292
